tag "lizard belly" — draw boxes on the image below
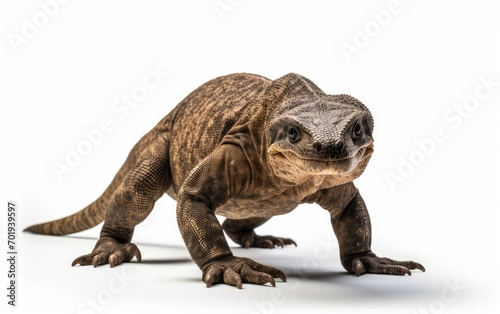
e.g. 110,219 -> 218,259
215,198 -> 299,219
214,175 -> 331,219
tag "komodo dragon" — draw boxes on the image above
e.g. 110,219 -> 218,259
26,73 -> 425,288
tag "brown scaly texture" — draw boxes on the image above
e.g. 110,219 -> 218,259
25,73 -> 424,288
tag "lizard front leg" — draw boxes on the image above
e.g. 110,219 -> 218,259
72,137 -> 170,267
177,145 -> 286,288
317,183 -> 425,276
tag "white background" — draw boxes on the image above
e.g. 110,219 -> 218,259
1,1 -> 499,313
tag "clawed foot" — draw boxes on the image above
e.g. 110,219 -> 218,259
72,237 -> 141,268
203,256 -> 286,289
239,231 -> 297,249
350,254 -> 425,276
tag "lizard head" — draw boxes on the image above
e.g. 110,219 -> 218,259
266,94 -> 374,182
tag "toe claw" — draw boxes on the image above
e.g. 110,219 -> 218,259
243,239 -> 251,249
223,268 -> 243,288
269,277 -> 276,287
352,258 -> 366,276
274,238 -> 285,248
204,273 -> 217,288
92,256 -> 101,268
72,254 -> 92,266
415,263 -> 426,272
276,271 -> 287,282
241,233 -> 253,249
205,275 -> 216,288
109,256 -> 117,268
398,266 -> 412,276
203,265 -> 223,288
134,248 -> 142,263
71,257 -> 80,267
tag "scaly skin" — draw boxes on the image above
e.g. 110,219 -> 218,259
25,73 -> 425,288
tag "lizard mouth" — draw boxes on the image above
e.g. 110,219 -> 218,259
270,147 -> 367,174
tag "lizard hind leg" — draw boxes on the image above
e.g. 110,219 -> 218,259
73,132 -> 171,268
222,217 -> 297,249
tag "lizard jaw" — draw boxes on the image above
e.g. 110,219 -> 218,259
269,147 -> 366,175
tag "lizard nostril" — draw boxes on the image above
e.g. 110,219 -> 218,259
313,142 -> 322,153
338,141 -> 345,151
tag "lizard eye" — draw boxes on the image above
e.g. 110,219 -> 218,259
288,126 -> 301,143
352,121 -> 362,140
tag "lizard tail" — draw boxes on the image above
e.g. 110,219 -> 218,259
24,166 -> 127,235
23,131 -> 150,235
24,200 -> 108,235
